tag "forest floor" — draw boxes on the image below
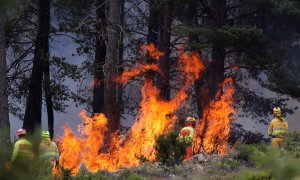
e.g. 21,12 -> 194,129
73,152 -> 259,180
71,140 -> 300,180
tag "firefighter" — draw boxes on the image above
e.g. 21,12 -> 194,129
268,107 -> 288,149
178,116 -> 197,160
10,128 -> 34,172
39,130 -> 59,170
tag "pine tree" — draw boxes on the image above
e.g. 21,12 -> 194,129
0,0 -> 10,145
23,0 -> 50,133
104,0 -> 122,132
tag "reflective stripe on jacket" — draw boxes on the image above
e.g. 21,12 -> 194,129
39,138 -> 59,161
268,117 -> 288,138
11,138 -> 34,162
178,126 -> 195,144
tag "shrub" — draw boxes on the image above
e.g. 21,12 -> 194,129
235,144 -> 268,162
75,171 -> 111,180
234,170 -> 272,180
282,132 -> 300,159
118,169 -> 142,180
135,155 -> 150,164
154,131 -> 188,167
236,143 -> 300,180
217,158 -> 240,171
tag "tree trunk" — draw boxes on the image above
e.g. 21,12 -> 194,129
208,0 -> 226,99
43,47 -> 53,138
23,0 -> 50,134
185,1 -> 205,118
117,0 -> 124,112
145,0 -> 160,81
157,0 -> 173,100
0,8 -> 10,145
195,0 -> 226,119
104,0 -> 121,133
92,0 -> 106,115
147,0 -> 160,45
43,0 -> 53,138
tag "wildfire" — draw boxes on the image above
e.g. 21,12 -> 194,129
194,77 -> 235,154
140,43 -> 165,60
57,43 -> 234,175
116,64 -> 160,83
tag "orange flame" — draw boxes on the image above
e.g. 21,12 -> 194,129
140,43 -> 164,60
57,112 -> 108,175
58,44 -> 206,174
116,44 -> 165,83
58,44 -> 235,174
116,64 -> 160,83
194,77 -> 235,154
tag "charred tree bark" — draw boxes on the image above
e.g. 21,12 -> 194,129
147,0 -> 160,45
23,0 -> 50,134
117,0 -> 124,112
92,0 -> 106,115
157,0 -> 173,100
43,0 -> 53,138
185,1 -> 205,118
104,0 -> 121,132
195,0 -> 226,119
0,8 -> 10,145
145,0 -> 160,81
43,49 -> 53,138
44,61 -> 53,139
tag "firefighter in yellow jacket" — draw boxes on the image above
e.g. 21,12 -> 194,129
11,128 -> 34,172
268,107 -> 288,148
178,116 -> 197,160
39,130 -> 59,169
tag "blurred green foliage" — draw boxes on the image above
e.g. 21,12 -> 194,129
282,132 -> 300,158
235,132 -> 300,179
235,143 -> 268,162
217,158 -> 240,171
235,170 -> 272,180
118,169 -> 142,180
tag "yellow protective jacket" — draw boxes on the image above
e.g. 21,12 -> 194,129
268,117 -> 288,138
178,126 -> 195,145
11,138 -> 34,163
39,138 -> 59,162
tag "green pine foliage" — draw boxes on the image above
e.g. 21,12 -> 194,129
267,71 -> 300,98
173,25 -> 267,50
154,131 -> 188,167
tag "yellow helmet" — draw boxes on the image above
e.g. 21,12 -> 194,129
41,130 -> 50,138
273,107 -> 282,116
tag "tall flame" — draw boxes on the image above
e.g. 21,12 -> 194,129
194,77 -> 235,154
57,43 -> 233,175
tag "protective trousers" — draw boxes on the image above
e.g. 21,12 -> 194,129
271,137 -> 284,148
185,146 -> 193,160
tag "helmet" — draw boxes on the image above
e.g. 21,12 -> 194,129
185,116 -> 197,122
41,130 -> 50,138
273,107 -> 282,117
16,128 -> 27,136
273,107 -> 281,113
